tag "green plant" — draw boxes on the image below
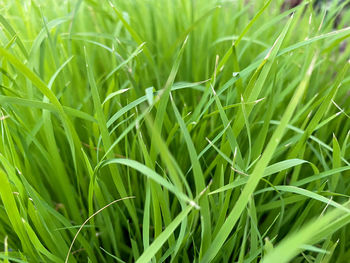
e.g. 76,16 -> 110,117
0,0 -> 350,262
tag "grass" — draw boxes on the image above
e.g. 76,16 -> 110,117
0,0 -> 350,262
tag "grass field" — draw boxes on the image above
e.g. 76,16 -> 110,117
1,0 -> 350,262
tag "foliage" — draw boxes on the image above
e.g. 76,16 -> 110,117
0,0 -> 350,262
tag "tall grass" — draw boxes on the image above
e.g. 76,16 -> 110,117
0,0 -> 350,262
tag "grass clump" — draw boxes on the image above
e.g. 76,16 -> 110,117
1,0 -> 350,262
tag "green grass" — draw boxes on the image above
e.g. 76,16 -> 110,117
0,0 -> 350,262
